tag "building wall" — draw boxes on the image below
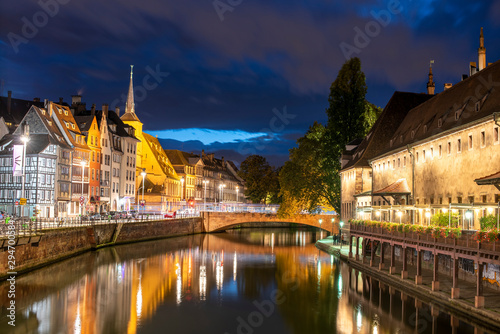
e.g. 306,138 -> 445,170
372,119 -> 500,227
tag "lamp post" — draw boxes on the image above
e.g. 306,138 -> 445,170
81,160 -> 86,223
331,218 -> 334,245
340,221 -> 344,249
180,177 -> 185,201
236,186 -> 239,212
376,210 -> 381,221
397,210 -> 402,224
425,211 -> 431,226
20,131 -> 29,220
219,184 -> 226,210
203,180 -> 208,211
141,168 -> 146,220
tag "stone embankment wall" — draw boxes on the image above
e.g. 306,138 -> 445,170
0,218 -> 202,280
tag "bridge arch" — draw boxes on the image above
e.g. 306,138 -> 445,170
201,212 -> 339,233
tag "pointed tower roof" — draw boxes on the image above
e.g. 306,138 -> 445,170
121,65 -> 141,122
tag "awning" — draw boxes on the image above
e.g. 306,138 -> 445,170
373,178 -> 411,196
474,171 -> 500,191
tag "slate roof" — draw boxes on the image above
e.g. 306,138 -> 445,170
378,59 -> 500,157
341,92 -> 433,171
0,96 -> 44,133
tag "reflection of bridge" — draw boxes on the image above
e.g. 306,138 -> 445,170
201,212 -> 338,233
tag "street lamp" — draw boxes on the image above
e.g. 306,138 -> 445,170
219,183 -> 226,208
141,168 -> 146,219
425,211 -> 431,226
340,221 -> 344,249
397,210 -> 402,224
20,132 -> 29,220
202,179 -> 208,211
376,210 -> 381,221
465,210 -> 473,230
81,160 -> 87,222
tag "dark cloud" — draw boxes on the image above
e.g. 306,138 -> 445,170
1,0 -> 499,166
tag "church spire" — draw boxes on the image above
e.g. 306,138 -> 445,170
125,65 -> 135,114
478,27 -> 486,71
427,60 -> 435,95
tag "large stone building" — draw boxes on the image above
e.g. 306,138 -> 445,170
341,30 -> 500,229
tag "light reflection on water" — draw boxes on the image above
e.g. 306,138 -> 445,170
0,229 -> 493,334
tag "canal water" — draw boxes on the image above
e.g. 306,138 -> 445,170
0,228 -> 492,334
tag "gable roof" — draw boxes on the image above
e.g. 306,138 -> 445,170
341,91 -> 433,171
143,132 -> 179,180
0,95 -> 44,133
378,59 -> 500,157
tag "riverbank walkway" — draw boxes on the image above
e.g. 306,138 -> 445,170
317,237 -> 500,330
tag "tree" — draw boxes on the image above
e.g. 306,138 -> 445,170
278,122 -> 337,216
279,57 -> 379,217
238,155 -> 280,204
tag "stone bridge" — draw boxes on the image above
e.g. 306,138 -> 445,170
201,212 -> 339,233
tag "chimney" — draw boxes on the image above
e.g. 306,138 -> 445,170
444,83 -> 453,90
33,97 -> 40,102
59,97 -> 64,104
90,103 -> 96,115
7,91 -> 12,115
461,74 -> 469,81
478,27 -> 486,71
426,63 -> 435,95
115,106 -> 120,117
103,104 -> 109,118
469,62 -> 477,77
71,95 -> 82,105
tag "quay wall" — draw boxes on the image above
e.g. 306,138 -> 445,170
0,218 -> 202,280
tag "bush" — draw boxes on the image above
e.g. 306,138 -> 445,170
480,215 -> 499,230
430,212 -> 460,227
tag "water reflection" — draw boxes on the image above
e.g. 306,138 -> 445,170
0,229 -> 493,334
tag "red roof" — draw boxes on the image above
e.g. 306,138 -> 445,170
373,178 -> 411,195
474,171 -> 500,184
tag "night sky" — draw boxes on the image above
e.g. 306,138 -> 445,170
1,0 -> 500,167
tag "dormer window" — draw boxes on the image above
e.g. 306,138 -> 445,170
455,110 -> 461,120
438,119 -> 442,128
64,109 -> 68,116
71,124 -> 75,129
475,101 -> 480,112
423,125 -> 427,133
411,130 -> 415,139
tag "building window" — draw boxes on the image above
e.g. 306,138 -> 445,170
468,196 -> 474,204
457,196 -> 462,203
423,150 -> 426,162
397,158 -> 400,168
416,152 -> 419,163
481,131 -> 485,147
494,127 -> 499,143
482,195 -> 487,203
457,139 -> 461,153
392,159 -> 395,169
447,142 -> 451,155
438,145 -> 442,158
468,134 -> 473,150
430,147 -> 434,159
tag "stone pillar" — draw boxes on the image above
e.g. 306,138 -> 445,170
475,262 -> 485,308
389,244 -> 396,274
401,247 -> 408,279
370,241 -> 375,267
379,242 -> 385,270
451,257 -> 460,299
349,235 -> 353,258
432,253 -> 439,291
355,237 -> 360,261
415,249 -> 422,285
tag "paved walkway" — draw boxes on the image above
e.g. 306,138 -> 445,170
317,237 -> 500,325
